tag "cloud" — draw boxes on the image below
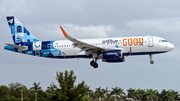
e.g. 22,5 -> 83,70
125,18 -> 180,35
109,17 -> 180,39
62,24 -> 113,38
28,24 -> 113,41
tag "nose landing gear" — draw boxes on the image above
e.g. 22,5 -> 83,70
149,54 -> 154,64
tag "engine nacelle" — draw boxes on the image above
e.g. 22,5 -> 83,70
100,50 -> 125,63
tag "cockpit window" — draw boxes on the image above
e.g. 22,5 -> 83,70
162,40 -> 167,42
159,40 -> 167,43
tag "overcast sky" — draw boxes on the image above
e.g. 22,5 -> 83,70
0,0 -> 180,92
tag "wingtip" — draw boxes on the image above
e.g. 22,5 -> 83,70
60,26 -> 68,37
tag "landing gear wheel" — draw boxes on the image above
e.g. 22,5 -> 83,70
90,61 -> 95,66
94,63 -> 98,68
150,60 -> 154,64
90,61 -> 98,68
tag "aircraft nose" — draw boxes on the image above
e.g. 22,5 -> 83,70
168,43 -> 174,51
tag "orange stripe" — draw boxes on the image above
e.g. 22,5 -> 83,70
60,26 -> 68,37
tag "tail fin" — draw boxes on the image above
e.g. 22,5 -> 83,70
6,16 -> 38,44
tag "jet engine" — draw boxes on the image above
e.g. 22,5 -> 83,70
99,50 -> 125,63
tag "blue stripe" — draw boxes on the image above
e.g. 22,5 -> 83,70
45,51 -> 167,59
45,55 -> 93,59
124,51 -> 167,56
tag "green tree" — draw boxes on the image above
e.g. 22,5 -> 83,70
95,86 -> 103,99
118,87 -> 125,99
135,89 -> 146,100
30,82 -> 42,91
102,87 -> 110,99
111,87 -> 125,100
84,84 -> 92,98
46,83 -> 57,100
46,83 -> 56,94
18,85 -> 30,100
0,85 -> 10,101
160,89 -> 177,101
127,88 -> 137,100
144,89 -> 159,101
55,70 -> 86,101
169,89 -> 179,100
8,82 -> 26,99
89,91 -> 96,98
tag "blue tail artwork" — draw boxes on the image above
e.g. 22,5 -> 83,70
4,16 -> 64,58
7,16 -> 38,44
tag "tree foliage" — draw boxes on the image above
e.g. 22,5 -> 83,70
30,82 -> 42,91
1,70 -> 180,101
55,70 -> 86,101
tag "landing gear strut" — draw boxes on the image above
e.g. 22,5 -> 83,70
90,53 -> 99,68
149,54 -> 154,64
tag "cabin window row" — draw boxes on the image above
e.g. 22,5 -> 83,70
54,41 -> 147,47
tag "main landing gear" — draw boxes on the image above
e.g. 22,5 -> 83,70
90,60 -> 98,68
149,54 -> 154,64
90,58 -> 98,68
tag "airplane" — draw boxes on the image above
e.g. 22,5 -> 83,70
4,16 -> 174,68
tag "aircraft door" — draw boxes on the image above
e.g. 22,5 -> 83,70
148,37 -> 154,47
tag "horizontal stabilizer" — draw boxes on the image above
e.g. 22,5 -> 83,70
5,43 -> 28,51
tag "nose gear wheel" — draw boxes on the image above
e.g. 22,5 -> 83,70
149,54 -> 154,64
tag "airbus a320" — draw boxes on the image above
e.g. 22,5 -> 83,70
4,16 -> 174,68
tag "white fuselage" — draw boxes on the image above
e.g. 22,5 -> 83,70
52,36 -> 174,56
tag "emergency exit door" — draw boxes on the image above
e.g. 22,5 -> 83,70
148,37 -> 154,47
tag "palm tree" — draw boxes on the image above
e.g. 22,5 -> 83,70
160,89 -> 176,101
30,82 -> 42,91
46,83 -> 56,94
118,87 -> 125,99
102,87 -> 110,99
89,91 -> 96,98
111,87 -> 125,100
84,84 -> 92,98
135,89 -> 146,100
127,88 -> 137,100
168,89 -> 179,100
144,89 -> 159,101
18,85 -> 30,100
111,87 -> 118,101
95,86 -> 103,101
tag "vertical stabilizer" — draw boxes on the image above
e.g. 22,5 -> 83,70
6,16 -> 38,44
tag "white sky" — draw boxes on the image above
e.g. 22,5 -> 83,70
0,0 -> 179,92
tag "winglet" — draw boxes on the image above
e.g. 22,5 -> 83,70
60,26 -> 68,37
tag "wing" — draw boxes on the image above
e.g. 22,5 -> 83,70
60,26 -> 105,53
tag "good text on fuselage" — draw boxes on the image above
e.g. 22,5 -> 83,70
102,38 -> 144,46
